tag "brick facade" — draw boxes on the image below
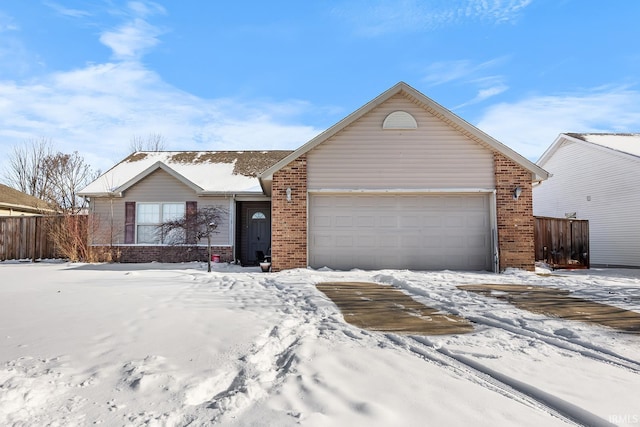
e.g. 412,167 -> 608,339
113,245 -> 233,264
494,152 -> 535,271
271,155 -> 307,272
267,151 -> 536,273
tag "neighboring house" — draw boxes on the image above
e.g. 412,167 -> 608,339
80,82 -> 548,272
534,133 -> 640,268
0,184 -> 55,216
78,151 -> 292,265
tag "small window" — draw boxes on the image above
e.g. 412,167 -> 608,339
383,111 -> 418,129
252,212 -> 266,220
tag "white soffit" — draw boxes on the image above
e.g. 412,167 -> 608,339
383,111 -> 418,129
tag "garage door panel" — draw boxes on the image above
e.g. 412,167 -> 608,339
310,194 -> 492,271
335,216 -> 353,227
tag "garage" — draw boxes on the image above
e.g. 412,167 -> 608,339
309,193 -> 494,271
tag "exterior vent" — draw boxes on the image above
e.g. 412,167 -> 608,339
383,111 -> 418,129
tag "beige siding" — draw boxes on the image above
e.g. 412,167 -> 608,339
307,94 -> 495,190
90,197 -> 126,245
534,141 -> 640,267
90,169 -> 231,246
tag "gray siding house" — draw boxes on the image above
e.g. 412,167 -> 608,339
534,133 -> 640,267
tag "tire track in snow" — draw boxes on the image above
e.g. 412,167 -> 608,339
468,313 -> 640,374
376,274 -> 640,374
383,333 -> 615,427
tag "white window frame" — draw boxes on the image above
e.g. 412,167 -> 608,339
136,202 -> 186,244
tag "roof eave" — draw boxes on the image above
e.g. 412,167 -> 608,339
114,162 -> 203,194
0,202 -> 57,214
197,190 -> 267,196
260,81 -> 549,184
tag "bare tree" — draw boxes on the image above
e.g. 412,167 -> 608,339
45,152 -> 99,213
2,138 -> 98,213
3,138 -> 53,200
157,206 -> 227,272
129,133 -> 167,152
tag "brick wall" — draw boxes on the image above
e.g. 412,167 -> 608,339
113,245 -> 233,264
271,155 -> 307,272
494,152 -> 535,271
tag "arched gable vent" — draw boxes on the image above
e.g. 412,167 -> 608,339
382,111 -> 418,129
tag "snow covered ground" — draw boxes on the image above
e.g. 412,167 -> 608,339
1,261 -> 639,426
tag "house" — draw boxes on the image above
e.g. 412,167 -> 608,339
0,184 -> 55,216
80,82 -> 548,272
534,133 -> 640,268
78,151 -> 292,265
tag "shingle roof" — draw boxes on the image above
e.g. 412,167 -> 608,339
0,184 -> 54,214
79,151 -> 293,196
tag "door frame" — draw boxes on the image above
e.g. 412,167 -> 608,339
236,201 -> 272,265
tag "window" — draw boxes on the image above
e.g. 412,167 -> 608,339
137,203 -> 185,244
251,211 -> 266,220
382,111 -> 418,129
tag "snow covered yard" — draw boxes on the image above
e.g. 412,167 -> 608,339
1,262 -> 639,426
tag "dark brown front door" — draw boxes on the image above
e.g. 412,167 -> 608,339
238,202 -> 271,265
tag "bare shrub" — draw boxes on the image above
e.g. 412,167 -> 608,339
45,214 -> 113,262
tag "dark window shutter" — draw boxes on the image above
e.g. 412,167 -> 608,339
186,201 -> 197,243
125,202 -> 136,244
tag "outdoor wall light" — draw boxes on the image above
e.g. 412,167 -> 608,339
286,187 -> 292,202
513,186 -> 522,200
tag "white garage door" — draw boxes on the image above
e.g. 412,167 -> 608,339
309,194 -> 493,271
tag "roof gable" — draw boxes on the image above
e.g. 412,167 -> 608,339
260,82 -> 548,192
538,133 -> 640,167
80,151 -> 292,197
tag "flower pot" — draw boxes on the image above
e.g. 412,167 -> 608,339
260,262 -> 271,272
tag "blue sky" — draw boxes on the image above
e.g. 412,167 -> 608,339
1,0 -> 639,174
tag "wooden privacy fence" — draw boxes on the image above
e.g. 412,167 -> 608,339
534,216 -> 589,269
0,215 -> 87,261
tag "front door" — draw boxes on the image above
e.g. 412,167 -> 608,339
238,202 -> 271,265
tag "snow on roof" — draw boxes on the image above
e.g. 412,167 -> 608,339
567,133 -> 640,158
80,151 -> 292,196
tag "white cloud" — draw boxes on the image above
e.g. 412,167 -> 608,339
43,2 -> 92,18
100,18 -> 164,60
127,1 -> 166,18
423,57 -> 508,86
334,0 -> 532,36
462,0 -> 532,23
0,2 -> 321,176
423,58 -> 510,106
476,86 -> 640,161
455,83 -> 509,108
0,11 -> 18,32
0,62 -> 320,173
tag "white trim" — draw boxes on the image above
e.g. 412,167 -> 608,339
306,191 -> 310,269
260,82 -> 549,189
490,190 -> 499,273
114,162 -> 203,195
228,197 -> 235,248
537,133 -> 640,167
